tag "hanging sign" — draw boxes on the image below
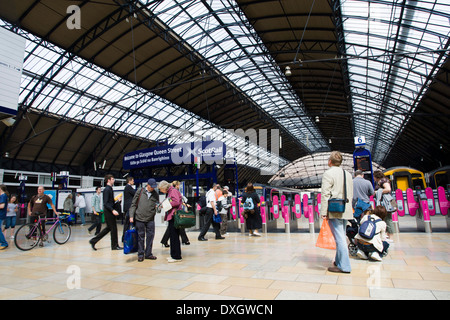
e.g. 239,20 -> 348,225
123,140 -> 226,170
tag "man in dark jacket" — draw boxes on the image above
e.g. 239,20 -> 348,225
89,174 -> 122,251
122,176 -> 136,242
129,178 -> 159,261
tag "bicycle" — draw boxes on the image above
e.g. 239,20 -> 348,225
14,213 -> 71,251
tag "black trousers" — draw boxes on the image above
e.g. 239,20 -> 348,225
88,213 -> 102,235
168,219 -> 182,260
161,225 -> 189,244
121,211 -> 131,242
90,209 -> 118,249
198,207 -> 221,239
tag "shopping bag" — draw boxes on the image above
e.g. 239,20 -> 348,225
315,218 -> 336,250
212,213 -> 222,223
124,226 -> 138,254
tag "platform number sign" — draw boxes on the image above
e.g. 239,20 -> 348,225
354,136 -> 366,147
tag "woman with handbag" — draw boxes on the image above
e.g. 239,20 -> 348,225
158,180 -> 183,263
373,171 -> 395,241
319,151 -> 353,274
160,181 -> 191,247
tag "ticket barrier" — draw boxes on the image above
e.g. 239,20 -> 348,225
226,197 -> 240,232
280,195 -> 298,233
303,193 -> 320,233
406,187 -> 432,233
437,185 -> 450,230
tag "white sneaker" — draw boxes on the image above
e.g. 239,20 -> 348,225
356,250 -> 368,260
167,258 -> 182,263
369,252 -> 382,261
252,232 -> 261,237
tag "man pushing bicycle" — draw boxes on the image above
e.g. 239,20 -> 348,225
28,186 -> 58,245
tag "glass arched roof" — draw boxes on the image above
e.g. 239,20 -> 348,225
10,27 -> 289,173
1,0 -> 449,180
341,0 -> 450,164
269,152 -> 385,188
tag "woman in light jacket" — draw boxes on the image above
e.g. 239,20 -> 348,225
320,151 -> 353,274
158,180 -> 183,263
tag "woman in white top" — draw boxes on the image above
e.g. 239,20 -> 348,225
355,205 -> 390,261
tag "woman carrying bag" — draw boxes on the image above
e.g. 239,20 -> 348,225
158,180 -> 183,263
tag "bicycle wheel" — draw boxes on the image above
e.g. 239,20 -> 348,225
14,223 -> 41,251
53,222 -> 71,244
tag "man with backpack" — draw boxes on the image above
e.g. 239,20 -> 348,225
198,183 -> 225,241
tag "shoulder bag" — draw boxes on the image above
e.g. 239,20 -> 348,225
327,169 -> 349,213
174,210 -> 196,229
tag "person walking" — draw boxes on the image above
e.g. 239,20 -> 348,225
0,185 -> 9,250
122,176 -> 136,243
198,183 -> 224,241
88,186 -> 103,235
319,151 -> 353,274
158,180 -> 183,262
4,195 -> 18,239
89,174 -> 122,251
129,178 -> 159,262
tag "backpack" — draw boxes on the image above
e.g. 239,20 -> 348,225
216,197 -> 223,212
243,197 -> 254,210
358,215 -> 381,240
198,195 -> 207,208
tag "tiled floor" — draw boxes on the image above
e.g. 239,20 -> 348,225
0,216 -> 449,300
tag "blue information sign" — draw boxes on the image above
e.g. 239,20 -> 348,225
123,140 -> 226,170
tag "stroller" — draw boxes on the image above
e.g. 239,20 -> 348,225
346,219 -> 359,256
346,199 -> 372,256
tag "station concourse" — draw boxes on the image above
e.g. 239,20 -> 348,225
0,0 -> 449,302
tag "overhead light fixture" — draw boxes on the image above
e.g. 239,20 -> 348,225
315,116 -> 320,123
285,66 -> 292,76
329,139 -> 332,144
98,107 -> 104,115
1,117 -> 15,127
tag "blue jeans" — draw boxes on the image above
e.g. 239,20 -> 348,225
0,219 -> 8,247
329,218 -> 351,272
78,208 -> 86,224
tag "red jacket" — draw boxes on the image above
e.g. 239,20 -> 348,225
164,186 -> 182,221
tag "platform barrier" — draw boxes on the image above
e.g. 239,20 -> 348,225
303,193 -> 320,233
437,186 -> 450,230
293,194 -> 302,219
406,188 -> 432,233
226,197 -> 239,232
281,196 -> 298,233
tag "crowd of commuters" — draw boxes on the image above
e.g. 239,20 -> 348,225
0,151 -> 401,271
